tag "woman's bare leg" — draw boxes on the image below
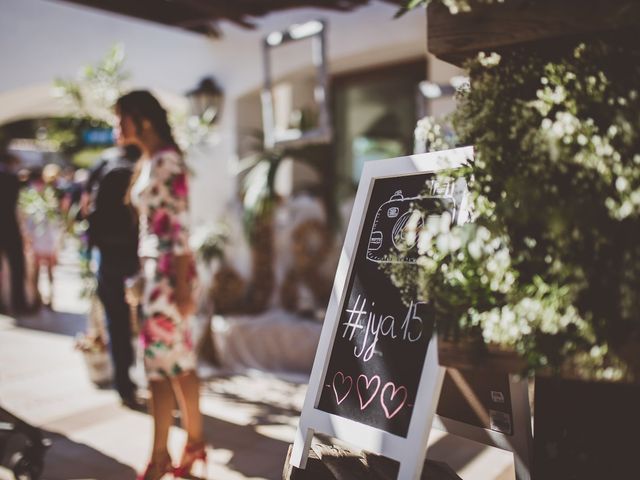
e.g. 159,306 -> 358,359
33,259 -> 43,308
172,370 -> 203,444
46,260 -> 54,308
148,377 -> 175,460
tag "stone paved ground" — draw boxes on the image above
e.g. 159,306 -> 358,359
0,241 -> 514,479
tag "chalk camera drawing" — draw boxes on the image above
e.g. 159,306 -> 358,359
366,178 -> 466,264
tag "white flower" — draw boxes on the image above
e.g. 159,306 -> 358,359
615,176 -> 629,192
478,51 -> 501,67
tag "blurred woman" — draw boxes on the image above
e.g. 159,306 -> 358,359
20,164 -> 64,309
114,90 -> 205,480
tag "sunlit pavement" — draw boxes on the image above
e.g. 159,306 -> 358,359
0,242 -> 514,479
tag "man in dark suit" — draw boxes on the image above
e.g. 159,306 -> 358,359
86,145 -> 141,407
0,150 -> 27,314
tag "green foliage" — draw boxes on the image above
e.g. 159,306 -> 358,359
53,43 -> 129,122
42,44 -> 128,161
75,219 -> 97,300
19,185 -> 61,224
42,117 -> 111,157
396,0 -> 507,17
190,223 -> 229,264
240,148 -> 284,244
72,147 -> 106,168
239,143 -> 327,244
389,38 -> 640,381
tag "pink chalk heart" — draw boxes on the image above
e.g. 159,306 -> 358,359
380,382 -> 407,419
332,371 -> 353,405
357,374 -> 381,410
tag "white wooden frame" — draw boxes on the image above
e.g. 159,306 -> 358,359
291,147 -> 475,480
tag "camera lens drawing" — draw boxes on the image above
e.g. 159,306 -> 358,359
366,190 -> 456,264
391,210 -> 423,251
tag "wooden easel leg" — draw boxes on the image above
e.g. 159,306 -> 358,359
290,425 -> 314,469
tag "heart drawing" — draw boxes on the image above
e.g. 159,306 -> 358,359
380,382 -> 407,419
332,371 -> 353,405
357,374 -> 381,410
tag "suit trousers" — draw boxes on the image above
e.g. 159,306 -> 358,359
0,233 -> 27,312
97,264 -> 137,400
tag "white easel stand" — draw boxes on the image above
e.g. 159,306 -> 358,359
432,372 -> 533,480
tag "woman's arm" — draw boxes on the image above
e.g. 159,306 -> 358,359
151,150 -> 195,317
174,253 -> 195,317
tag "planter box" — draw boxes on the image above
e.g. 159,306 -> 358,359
438,338 -> 526,374
427,0 -> 640,66
534,376 -> 640,479
436,339 -> 529,439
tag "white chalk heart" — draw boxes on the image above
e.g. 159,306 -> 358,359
332,371 -> 353,405
380,382 -> 407,419
357,374 -> 381,410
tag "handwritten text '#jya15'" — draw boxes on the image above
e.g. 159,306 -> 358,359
341,296 -> 426,362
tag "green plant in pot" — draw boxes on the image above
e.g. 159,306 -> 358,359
388,38 -> 640,382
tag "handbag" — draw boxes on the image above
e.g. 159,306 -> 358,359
124,272 -> 145,307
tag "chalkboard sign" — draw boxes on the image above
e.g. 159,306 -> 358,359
291,148 -> 474,480
290,147 -> 533,480
289,147 -> 531,480
316,172 -> 466,437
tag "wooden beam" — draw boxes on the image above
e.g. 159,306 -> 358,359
59,0 -> 202,28
170,0 -> 257,31
427,0 -> 640,66
175,18 -> 222,37
53,0 -> 405,36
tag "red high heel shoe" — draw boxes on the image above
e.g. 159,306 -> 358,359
137,453 -> 174,480
173,440 -> 207,478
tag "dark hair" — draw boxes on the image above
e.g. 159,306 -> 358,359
115,90 -> 180,153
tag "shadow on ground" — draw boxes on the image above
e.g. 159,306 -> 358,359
201,413 -> 289,480
41,429 -> 136,480
15,309 -> 87,338
198,376 -> 304,479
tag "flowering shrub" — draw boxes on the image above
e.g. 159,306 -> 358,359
399,0 -> 506,16
388,38 -> 640,381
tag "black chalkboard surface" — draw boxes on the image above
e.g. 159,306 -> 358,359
317,173 -> 463,437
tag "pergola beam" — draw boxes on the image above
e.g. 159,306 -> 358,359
52,0 -> 403,36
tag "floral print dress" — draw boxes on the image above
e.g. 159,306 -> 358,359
131,147 -> 196,379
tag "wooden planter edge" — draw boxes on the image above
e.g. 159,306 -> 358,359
427,0 -> 640,66
438,339 -> 527,374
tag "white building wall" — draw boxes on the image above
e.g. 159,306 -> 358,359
0,0 -> 428,225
